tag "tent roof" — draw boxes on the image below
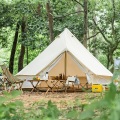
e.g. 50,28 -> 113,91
16,28 -> 113,77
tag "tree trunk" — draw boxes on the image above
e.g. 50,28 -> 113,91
109,0 -> 115,72
18,17 -> 26,72
46,2 -> 54,42
83,0 -> 88,48
26,47 -> 28,65
108,51 -> 114,72
18,45 -> 25,71
9,21 -> 20,74
91,15 -> 97,57
107,47 -> 116,72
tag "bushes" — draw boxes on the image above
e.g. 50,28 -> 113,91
0,90 -> 23,120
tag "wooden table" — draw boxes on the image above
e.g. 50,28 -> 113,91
45,79 -> 66,95
28,79 -> 48,93
28,79 -> 66,95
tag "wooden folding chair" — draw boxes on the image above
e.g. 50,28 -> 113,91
0,65 -> 25,92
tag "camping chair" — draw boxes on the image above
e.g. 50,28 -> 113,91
0,65 -> 25,92
65,76 -> 80,92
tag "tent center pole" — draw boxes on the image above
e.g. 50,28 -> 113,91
65,51 -> 67,79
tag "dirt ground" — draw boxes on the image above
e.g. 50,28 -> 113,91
14,91 -> 102,108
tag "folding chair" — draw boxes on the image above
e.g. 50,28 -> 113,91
0,65 -> 25,92
65,76 -> 80,92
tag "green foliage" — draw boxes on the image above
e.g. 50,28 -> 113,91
98,54 -> 108,67
0,90 -> 23,120
40,100 -> 60,120
67,109 -> 80,120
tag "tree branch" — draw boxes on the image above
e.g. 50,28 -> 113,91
92,18 -> 112,45
72,0 -> 84,8
54,10 -> 84,19
87,31 -> 100,40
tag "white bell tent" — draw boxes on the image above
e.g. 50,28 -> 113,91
16,28 -> 113,88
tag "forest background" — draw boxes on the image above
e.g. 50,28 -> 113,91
0,0 -> 120,74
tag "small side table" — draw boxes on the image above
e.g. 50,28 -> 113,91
28,80 -> 41,93
45,80 -> 60,95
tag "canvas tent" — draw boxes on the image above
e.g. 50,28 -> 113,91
16,28 -> 113,88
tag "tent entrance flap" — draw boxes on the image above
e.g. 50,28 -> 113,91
67,52 -> 92,83
38,51 -> 107,85
48,52 -> 66,76
65,52 -> 85,76
48,51 -> 87,78
43,51 -> 93,84
39,53 -> 64,76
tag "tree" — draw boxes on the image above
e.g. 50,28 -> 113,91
9,21 -> 20,73
46,1 -> 54,42
83,0 -> 88,48
18,17 -> 26,72
92,0 -> 120,72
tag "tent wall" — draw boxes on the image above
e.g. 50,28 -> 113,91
16,75 -> 34,80
16,75 -> 34,88
66,53 -> 86,77
92,75 -> 112,85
